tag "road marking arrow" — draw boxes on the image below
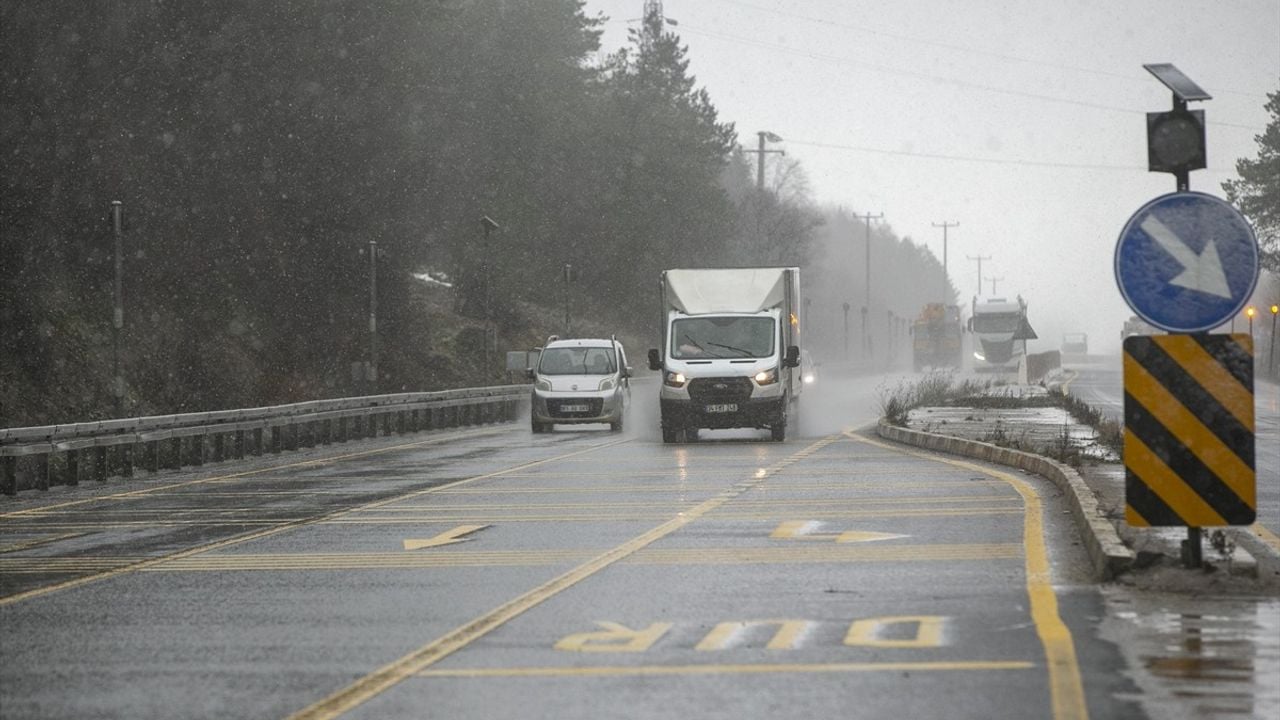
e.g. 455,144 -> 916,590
771,521 -> 908,543
1141,215 -> 1232,299
403,524 -> 489,551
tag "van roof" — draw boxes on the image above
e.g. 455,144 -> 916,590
545,338 -> 617,348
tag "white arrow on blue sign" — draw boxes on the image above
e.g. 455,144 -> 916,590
1114,192 -> 1259,333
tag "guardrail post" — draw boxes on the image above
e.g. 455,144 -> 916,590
252,428 -> 263,456
214,434 -> 225,462
193,435 -> 205,466
66,450 -> 80,486
36,453 -> 50,491
271,426 -> 282,453
120,444 -> 134,478
95,447 -> 108,482
169,438 -> 182,469
3,456 -> 17,495
148,441 -> 160,473
234,430 -> 245,459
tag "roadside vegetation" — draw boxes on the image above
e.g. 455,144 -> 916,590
878,370 -> 1123,467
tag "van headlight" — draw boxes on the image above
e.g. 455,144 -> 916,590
754,367 -> 778,385
663,371 -> 687,388
598,377 -> 616,391
535,377 -> 552,391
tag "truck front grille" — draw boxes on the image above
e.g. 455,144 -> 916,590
687,377 -> 753,404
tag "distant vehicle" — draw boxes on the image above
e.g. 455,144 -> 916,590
1061,333 -> 1089,357
912,303 -> 963,371
528,336 -> 630,433
800,349 -> 818,386
647,267 -> 802,443
1122,315 -> 1161,338
969,295 -> 1035,372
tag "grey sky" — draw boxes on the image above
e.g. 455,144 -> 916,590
585,0 -> 1279,354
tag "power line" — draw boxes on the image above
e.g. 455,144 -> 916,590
709,0 -> 1270,100
783,137 -> 1236,173
676,23 -> 1264,132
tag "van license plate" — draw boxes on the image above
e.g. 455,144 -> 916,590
561,404 -> 590,412
705,403 -> 737,413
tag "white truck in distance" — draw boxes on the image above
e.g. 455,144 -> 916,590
647,268 -> 802,443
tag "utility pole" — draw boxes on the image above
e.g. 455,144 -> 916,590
744,131 -> 785,190
855,211 -> 883,358
110,201 -> 125,417
967,254 -> 992,296
369,240 -> 378,385
480,216 -> 500,376
988,276 -> 1004,295
932,221 -> 958,303
562,263 -> 574,336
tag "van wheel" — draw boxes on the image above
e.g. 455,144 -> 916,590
532,419 -> 549,434
610,416 -> 623,432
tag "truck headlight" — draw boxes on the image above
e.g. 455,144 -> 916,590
663,371 -> 687,388
535,377 -> 552,391
598,377 -> 616,391
754,367 -> 778,385
973,351 -> 985,361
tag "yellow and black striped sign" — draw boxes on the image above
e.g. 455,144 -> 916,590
1124,334 -> 1254,527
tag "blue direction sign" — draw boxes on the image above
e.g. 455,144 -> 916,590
1115,192 -> 1259,333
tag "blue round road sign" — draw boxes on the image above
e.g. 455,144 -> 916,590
1115,191 -> 1258,333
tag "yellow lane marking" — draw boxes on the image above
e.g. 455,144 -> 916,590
403,525 -> 488,551
131,543 -> 1020,571
0,426 -> 510,519
283,434 -> 841,720
0,437 -> 630,607
363,495 -> 1017,512
414,660 -> 1035,679
770,521 -> 909,543
848,431 -> 1088,720
319,507 -> 1022,523
434,478 -> 1009,493
1251,523 -> 1280,554
695,620 -> 810,651
1059,369 -> 1079,395
553,622 -> 672,652
0,532 -> 87,553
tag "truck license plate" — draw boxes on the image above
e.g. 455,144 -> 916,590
705,403 -> 737,413
561,404 -> 590,412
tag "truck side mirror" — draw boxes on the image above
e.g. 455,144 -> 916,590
623,366 -> 633,378
525,368 -> 536,381
647,348 -> 662,371
783,345 -> 800,368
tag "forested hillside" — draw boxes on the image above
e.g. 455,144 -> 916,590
1,1 -> 949,426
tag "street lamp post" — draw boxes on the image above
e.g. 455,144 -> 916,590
480,216 -> 500,375
1270,304 -> 1278,375
110,201 -> 125,417
1246,306 -> 1256,338
843,302 -> 850,361
746,131 -> 785,190
855,212 -> 883,358
860,306 -> 868,360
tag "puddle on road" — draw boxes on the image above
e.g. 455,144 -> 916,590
1103,588 -> 1280,720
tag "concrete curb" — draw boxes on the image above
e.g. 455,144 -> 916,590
876,420 -> 1135,581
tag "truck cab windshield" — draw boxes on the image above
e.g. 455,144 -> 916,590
972,314 -> 1020,333
671,316 -> 775,359
538,347 -> 617,375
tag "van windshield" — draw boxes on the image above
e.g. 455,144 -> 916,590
538,347 -> 617,375
671,316 -> 775,359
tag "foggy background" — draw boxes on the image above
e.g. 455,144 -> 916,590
587,0 -> 1280,355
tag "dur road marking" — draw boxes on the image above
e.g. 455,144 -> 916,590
770,520 -> 910,543
414,660 -> 1034,679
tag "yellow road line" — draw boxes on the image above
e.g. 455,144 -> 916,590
1060,370 -> 1079,395
0,437 -> 630,607
1251,523 -> 1280,554
360,495 -> 1018,512
0,426 -> 509,519
416,659 -> 1035,678
847,431 -> 1088,720
318,507 -> 1022,523
284,434 -> 841,720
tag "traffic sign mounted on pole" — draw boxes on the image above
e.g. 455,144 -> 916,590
1114,192 -> 1258,333
1123,334 -> 1255,527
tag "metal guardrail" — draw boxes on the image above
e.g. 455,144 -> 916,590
1,385 -> 530,496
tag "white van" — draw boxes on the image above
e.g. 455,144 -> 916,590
528,337 -> 630,433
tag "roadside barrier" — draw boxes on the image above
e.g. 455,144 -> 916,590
1,386 -> 529,496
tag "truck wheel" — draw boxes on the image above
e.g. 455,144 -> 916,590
662,426 -> 678,443
771,422 -> 786,442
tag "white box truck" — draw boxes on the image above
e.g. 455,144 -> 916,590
646,267 -> 802,443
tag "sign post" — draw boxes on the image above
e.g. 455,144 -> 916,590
1116,65 -> 1260,568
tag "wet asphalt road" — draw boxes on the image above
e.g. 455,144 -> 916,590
0,371 -> 1191,719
